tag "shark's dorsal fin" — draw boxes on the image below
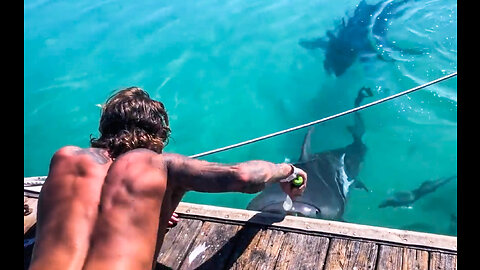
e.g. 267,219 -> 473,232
300,127 -> 315,162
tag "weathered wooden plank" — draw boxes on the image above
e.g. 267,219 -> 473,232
275,232 -> 330,270
376,245 -> 429,270
156,218 -> 203,269
324,238 -> 378,270
222,224 -> 263,269
176,202 -> 457,252
228,226 -> 285,270
429,252 -> 457,270
21,192 -> 458,270
179,221 -> 243,270
401,247 -> 429,270
376,245 -> 406,269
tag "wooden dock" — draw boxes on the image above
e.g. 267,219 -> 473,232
24,195 -> 457,270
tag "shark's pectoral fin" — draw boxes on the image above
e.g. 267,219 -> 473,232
352,179 -> 370,192
299,37 -> 328,50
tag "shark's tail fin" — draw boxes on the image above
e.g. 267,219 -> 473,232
438,174 -> 457,186
354,86 -> 373,107
346,122 -> 363,142
413,174 -> 457,200
347,86 -> 373,141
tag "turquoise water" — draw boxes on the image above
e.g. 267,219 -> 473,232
24,0 -> 457,236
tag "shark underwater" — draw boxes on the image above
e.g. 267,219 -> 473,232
299,0 -> 424,77
247,87 -> 373,220
378,175 -> 457,208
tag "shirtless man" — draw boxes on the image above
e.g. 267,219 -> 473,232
29,87 -> 307,270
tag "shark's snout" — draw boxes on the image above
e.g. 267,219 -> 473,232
260,202 -> 321,218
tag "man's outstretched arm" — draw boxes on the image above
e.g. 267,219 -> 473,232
162,153 -> 306,198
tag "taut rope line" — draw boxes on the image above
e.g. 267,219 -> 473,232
188,72 -> 457,159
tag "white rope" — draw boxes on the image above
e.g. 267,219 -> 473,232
189,72 -> 457,159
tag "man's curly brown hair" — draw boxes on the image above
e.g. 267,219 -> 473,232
90,87 -> 171,159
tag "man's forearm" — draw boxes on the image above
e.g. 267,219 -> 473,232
163,153 -> 293,194
234,160 -> 293,193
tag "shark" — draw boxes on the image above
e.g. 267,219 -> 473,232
247,87 -> 373,220
378,175 -> 457,208
299,0 -> 424,77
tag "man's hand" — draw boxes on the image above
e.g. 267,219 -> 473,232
279,165 -> 307,200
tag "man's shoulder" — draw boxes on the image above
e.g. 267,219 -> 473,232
54,145 -> 82,156
161,152 -> 184,159
53,146 -> 111,165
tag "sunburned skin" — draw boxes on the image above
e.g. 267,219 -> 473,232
30,147 -> 307,270
30,146 -> 113,270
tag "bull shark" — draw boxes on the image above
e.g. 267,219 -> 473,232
378,175 -> 457,208
299,0 -> 424,77
247,87 -> 373,220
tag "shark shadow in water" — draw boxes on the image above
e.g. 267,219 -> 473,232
299,0 -> 425,77
378,175 -> 457,208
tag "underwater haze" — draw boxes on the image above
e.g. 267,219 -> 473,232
24,0 -> 457,236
